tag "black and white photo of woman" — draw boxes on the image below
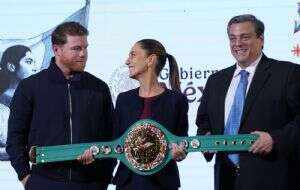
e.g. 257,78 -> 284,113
0,45 -> 38,160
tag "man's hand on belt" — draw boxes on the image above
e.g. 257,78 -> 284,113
249,131 -> 274,155
77,149 -> 95,165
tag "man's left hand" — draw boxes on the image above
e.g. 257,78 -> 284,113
77,149 -> 95,165
172,143 -> 187,162
249,131 -> 274,155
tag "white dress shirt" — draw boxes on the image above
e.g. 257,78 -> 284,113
224,54 -> 262,126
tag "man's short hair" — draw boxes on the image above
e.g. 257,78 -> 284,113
227,14 -> 265,37
51,22 -> 89,45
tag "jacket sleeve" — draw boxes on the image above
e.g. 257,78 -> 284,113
100,83 -> 115,141
269,64 -> 300,156
196,76 -> 214,162
196,76 -> 213,136
6,80 -> 33,181
175,94 -> 189,137
112,93 -> 123,139
94,83 -> 117,183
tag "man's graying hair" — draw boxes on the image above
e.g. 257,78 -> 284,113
227,14 -> 265,37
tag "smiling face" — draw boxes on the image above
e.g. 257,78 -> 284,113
16,50 -> 38,79
228,21 -> 264,68
126,43 -> 150,79
53,35 -> 88,76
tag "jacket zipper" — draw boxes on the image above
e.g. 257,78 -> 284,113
67,83 -> 73,181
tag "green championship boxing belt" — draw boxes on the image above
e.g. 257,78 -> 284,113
30,119 -> 258,175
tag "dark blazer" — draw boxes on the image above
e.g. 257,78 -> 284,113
112,88 -> 189,190
196,54 -> 300,190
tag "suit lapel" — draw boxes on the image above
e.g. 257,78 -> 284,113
217,66 -> 235,133
240,55 -> 271,127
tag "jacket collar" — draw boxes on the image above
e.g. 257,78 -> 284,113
133,86 -> 169,100
240,54 -> 271,126
215,53 -> 270,133
48,57 -> 83,83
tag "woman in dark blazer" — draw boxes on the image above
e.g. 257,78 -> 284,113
112,39 -> 189,190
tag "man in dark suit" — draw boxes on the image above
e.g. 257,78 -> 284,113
196,14 -> 300,190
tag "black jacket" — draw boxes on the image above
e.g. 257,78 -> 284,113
112,88 -> 189,189
6,58 -> 116,183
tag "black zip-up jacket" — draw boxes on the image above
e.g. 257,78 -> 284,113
6,58 -> 116,183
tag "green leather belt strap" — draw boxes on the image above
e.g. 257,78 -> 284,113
32,119 -> 258,175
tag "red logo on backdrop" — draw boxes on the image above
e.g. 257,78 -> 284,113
292,44 -> 300,57
292,2 -> 300,58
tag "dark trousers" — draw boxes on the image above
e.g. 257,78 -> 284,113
116,174 -> 178,190
25,174 -> 108,190
217,162 -> 241,190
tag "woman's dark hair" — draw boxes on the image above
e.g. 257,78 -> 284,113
0,45 -> 31,93
137,39 -> 181,92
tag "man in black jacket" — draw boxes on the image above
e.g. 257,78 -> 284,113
196,14 -> 300,190
6,22 -> 116,190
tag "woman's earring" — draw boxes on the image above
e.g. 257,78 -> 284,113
7,63 -> 16,72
